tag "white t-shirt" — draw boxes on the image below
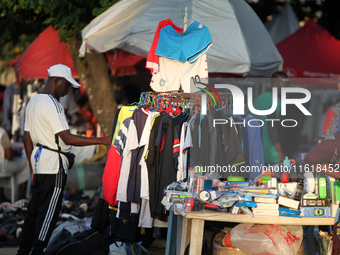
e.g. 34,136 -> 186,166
139,112 -> 160,199
177,122 -> 188,181
24,93 -> 70,174
116,118 -> 137,202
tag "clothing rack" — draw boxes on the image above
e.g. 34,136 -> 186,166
134,91 -> 232,114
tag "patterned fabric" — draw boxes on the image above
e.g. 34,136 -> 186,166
323,102 -> 340,137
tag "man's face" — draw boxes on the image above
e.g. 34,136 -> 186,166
56,77 -> 71,97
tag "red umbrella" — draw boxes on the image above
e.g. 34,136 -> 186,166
277,19 -> 340,88
14,26 -> 149,79
17,25 -> 78,78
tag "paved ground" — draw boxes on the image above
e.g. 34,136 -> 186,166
0,240 -> 166,255
0,247 -> 17,255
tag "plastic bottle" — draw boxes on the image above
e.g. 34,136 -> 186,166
281,156 -> 290,183
281,172 -> 289,183
283,156 -> 290,171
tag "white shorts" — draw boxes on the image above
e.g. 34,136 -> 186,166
150,53 -> 208,93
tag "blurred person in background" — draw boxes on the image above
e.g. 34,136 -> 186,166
321,79 -> 340,137
3,72 -> 26,141
254,71 -> 290,164
0,126 -> 30,202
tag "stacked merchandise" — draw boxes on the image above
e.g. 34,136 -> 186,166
176,160 -> 336,219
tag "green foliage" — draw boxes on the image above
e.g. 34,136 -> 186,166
0,0 -> 117,61
93,0 -> 119,16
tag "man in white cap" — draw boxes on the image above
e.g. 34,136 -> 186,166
17,64 -> 111,255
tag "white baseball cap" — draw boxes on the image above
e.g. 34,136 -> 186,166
48,64 -> 81,88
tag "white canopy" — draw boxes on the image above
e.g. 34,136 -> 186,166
265,3 -> 300,44
80,0 -> 282,77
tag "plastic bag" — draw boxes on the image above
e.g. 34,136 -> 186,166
109,241 -> 147,255
230,224 -> 302,255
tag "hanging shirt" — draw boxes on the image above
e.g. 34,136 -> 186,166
177,122 -> 188,181
138,112 -> 160,229
145,114 -> 163,218
103,122 -> 130,207
183,115 -> 196,152
146,19 -> 183,74
244,115 -> 264,179
228,116 -> 245,167
126,108 -> 149,205
116,117 -> 135,203
155,113 -> 183,216
210,108 -> 234,169
173,115 -> 187,172
112,106 -> 136,144
139,112 -> 160,198
155,114 -> 174,149
192,115 -> 211,168
253,92 -> 281,164
150,53 -> 208,93
207,112 -> 217,166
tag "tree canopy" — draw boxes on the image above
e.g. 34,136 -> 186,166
0,0 -> 118,61
2,0 -> 340,62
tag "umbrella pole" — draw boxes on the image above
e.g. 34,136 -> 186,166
183,7 -> 188,32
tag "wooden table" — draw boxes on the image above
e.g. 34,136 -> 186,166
174,209 -> 335,255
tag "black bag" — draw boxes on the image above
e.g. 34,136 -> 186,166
64,152 -> 76,169
37,135 -> 76,169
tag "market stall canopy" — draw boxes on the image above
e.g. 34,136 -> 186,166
6,53 -> 22,67
80,0 -> 282,77
105,49 -> 148,76
265,3 -> 300,44
17,26 -> 79,79
276,19 -> 340,88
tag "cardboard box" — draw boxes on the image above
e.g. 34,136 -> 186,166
252,209 -> 279,217
278,182 -> 297,191
255,203 -> 279,210
231,205 -> 240,214
301,199 -> 330,207
300,206 -> 331,217
254,197 -> 276,204
278,196 -> 300,209
332,204 -> 338,217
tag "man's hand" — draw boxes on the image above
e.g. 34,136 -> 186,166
102,136 -> 112,146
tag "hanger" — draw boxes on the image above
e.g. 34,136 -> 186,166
131,92 -> 144,106
199,88 -> 217,107
150,97 -> 162,112
174,7 -> 196,26
192,75 -> 222,107
165,98 -> 174,114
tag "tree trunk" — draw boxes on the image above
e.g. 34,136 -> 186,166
67,35 -> 117,136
